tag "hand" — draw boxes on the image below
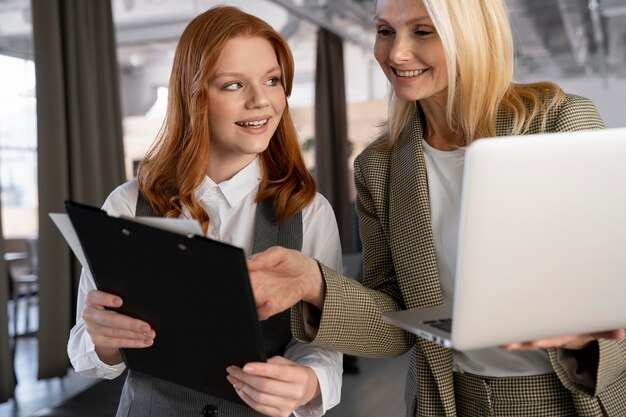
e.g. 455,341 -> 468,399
226,356 -> 321,417
82,290 -> 155,364
500,329 -> 625,350
247,246 -> 324,320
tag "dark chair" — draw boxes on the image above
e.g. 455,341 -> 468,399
5,237 -> 38,337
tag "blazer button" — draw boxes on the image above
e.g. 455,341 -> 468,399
202,404 -> 218,416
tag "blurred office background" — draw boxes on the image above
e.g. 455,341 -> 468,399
1,0 -> 626,416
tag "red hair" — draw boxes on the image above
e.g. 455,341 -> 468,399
137,6 -> 316,232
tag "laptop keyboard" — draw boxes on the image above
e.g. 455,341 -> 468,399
425,319 -> 452,333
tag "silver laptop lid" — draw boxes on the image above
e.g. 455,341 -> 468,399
451,127 -> 626,350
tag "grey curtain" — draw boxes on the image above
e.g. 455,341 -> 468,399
314,28 -> 353,251
0,210 -> 16,401
31,0 -> 125,379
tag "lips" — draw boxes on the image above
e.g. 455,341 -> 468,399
235,118 -> 269,128
394,68 -> 427,77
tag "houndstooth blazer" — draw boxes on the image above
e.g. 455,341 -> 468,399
292,94 -> 626,416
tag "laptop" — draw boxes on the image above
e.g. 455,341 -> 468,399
382,127 -> 626,351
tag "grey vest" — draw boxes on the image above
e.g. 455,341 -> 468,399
116,195 -> 302,417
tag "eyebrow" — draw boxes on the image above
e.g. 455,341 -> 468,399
212,66 -> 282,80
374,16 -> 432,25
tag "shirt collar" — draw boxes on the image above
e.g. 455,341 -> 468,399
196,157 -> 262,208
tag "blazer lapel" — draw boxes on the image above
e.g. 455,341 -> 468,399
389,109 -> 456,415
389,109 -> 443,309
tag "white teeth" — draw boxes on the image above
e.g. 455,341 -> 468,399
236,119 -> 268,128
396,69 -> 425,77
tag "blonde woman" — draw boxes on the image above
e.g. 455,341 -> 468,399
245,0 -> 626,415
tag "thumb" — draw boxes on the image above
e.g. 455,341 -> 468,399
246,246 -> 286,271
595,328 -> 625,340
266,355 -> 293,366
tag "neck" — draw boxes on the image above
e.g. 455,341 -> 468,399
207,155 -> 257,184
419,98 -> 464,151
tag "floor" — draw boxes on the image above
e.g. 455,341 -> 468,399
326,354 -> 409,417
0,297 -> 98,417
1,297 -> 410,417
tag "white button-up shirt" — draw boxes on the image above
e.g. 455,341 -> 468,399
67,158 -> 343,416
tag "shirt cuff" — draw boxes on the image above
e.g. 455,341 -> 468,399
70,341 -> 126,380
75,353 -> 126,380
294,357 -> 342,416
284,341 -> 342,416
293,391 -> 324,417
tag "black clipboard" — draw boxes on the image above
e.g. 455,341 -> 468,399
65,200 -> 266,404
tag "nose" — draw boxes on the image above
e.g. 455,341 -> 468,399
388,32 -> 413,64
245,85 -> 270,109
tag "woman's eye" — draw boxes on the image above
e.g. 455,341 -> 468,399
376,27 -> 394,38
415,27 -> 435,37
224,82 -> 243,91
266,77 -> 281,87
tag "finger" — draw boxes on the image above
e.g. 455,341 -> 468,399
254,293 -> 290,321
233,384 -> 283,417
227,370 -> 281,407
85,318 -> 155,349
265,356 -> 293,366
592,329 -> 625,340
501,338 -> 570,350
87,319 -> 155,341
227,364 -> 291,395
228,363 -> 314,415
226,374 -> 242,389
242,360 -> 290,381
85,290 -> 123,309
501,334 -> 597,350
500,340 -> 555,350
256,303 -> 275,321
232,373 -> 298,417
246,246 -> 287,271
88,332 -> 155,349
82,308 -> 154,337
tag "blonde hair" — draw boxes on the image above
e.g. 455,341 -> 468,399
137,6 -> 316,232
383,0 -> 564,145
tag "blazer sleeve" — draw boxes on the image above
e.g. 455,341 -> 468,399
551,94 -> 605,132
291,148 -> 414,358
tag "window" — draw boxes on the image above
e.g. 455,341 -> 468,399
0,12 -> 38,239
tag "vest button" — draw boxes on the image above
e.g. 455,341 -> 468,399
202,404 -> 218,416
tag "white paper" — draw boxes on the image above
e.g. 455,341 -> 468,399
49,213 -> 204,277
122,215 -> 203,236
49,213 -> 93,275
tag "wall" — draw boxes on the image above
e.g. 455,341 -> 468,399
519,74 -> 626,128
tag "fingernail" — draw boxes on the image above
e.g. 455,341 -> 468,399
247,254 -> 255,261
113,298 -> 122,307
243,365 -> 254,372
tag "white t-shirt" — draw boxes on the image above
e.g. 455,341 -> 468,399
67,157 -> 343,416
422,140 -> 553,377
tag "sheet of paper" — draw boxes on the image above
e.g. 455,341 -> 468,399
50,212 -> 204,278
49,213 -> 93,276
121,215 -> 203,236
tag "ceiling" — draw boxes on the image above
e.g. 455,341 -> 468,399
1,0 -> 626,80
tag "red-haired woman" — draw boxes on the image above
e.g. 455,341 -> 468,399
67,6 -> 342,417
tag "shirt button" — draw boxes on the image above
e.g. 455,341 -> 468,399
202,404 -> 218,416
